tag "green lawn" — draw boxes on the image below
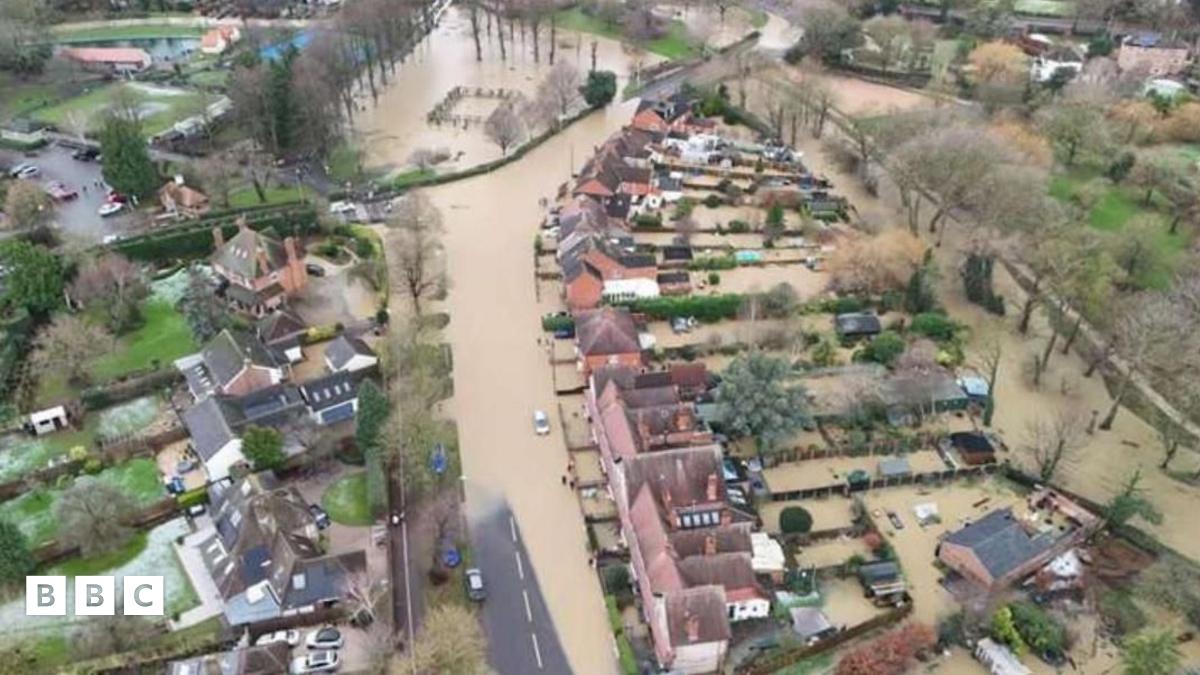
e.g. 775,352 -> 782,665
0,74 -> 61,122
90,300 -> 197,381
1048,167 -> 1188,289
0,458 -> 163,546
49,531 -> 148,576
555,8 -> 699,60
228,184 -> 310,208
322,471 -> 372,526
1014,0 -> 1075,17
51,23 -> 207,42
32,82 -> 216,138
394,167 -> 437,189
0,421 -> 98,484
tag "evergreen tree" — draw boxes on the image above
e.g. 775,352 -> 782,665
99,113 -> 158,198
355,380 -> 391,518
962,252 -> 1005,315
0,518 -> 35,585
580,70 -> 617,108
0,240 -> 64,315
241,426 -> 285,471
267,49 -> 300,155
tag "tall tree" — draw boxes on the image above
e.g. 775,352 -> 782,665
786,1 -> 862,64
356,379 -> 391,519
0,0 -> 52,75
0,518 -> 34,585
484,100 -> 526,155
1121,629 -> 1181,675
178,267 -> 229,342
386,191 -> 445,315
1104,468 -> 1163,529
718,352 -> 810,455
3,180 -> 52,231
1037,101 -> 1112,167
31,315 -> 114,385
1099,289 -> 1187,430
99,112 -> 158,199
55,479 -> 135,556
0,240 -> 64,315
70,253 -> 148,334
581,69 -> 617,108
537,61 -> 583,119
1025,409 -> 1087,481
241,425 -> 285,471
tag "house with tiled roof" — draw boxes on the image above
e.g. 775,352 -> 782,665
937,508 -> 1064,591
62,46 -> 151,73
211,222 -> 308,317
181,383 -> 306,481
256,309 -> 307,364
324,335 -> 378,374
167,642 -> 289,675
159,179 -> 210,218
575,308 -> 644,375
1117,32 -> 1190,77
194,472 -> 366,626
176,329 -> 287,401
200,24 -> 241,55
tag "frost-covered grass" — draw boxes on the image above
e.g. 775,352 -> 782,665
95,396 -> 163,443
0,422 -> 97,484
0,518 -> 198,648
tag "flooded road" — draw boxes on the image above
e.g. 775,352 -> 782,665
417,96 -> 639,673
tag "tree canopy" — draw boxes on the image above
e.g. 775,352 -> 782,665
581,69 -> 617,108
0,240 -> 64,315
718,352 -> 809,454
99,112 -> 159,198
241,425 -> 285,471
0,518 -> 34,585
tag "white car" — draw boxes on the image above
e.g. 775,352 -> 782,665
305,626 -> 344,650
98,202 -> 125,217
533,410 -> 550,435
255,629 -> 300,647
290,650 -> 339,674
9,164 -> 39,179
328,200 -> 356,215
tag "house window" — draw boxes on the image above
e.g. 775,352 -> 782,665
728,605 -> 736,619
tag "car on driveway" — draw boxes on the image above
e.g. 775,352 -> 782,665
98,202 -> 125,217
305,262 -> 326,277
308,503 -> 331,529
290,650 -> 339,674
44,181 -> 78,201
71,147 -> 100,161
533,410 -> 550,435
464,567 -> 486,602
255,629 -> 300,647
304,626 -> 344,650
9,163 -> 39,179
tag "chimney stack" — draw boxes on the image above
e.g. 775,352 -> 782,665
704,534 -> 717,556
212,227 -> 225,248
685,615 -> 700,643
706,473 -> 718,502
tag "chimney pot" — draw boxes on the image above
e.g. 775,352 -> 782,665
706,473 -> 718,502
704,534 -> 717,556
686,615 -> 700,643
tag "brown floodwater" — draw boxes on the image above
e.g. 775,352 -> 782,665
356,7 -> 658,173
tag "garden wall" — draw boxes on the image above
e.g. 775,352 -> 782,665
734,601 -> 913,675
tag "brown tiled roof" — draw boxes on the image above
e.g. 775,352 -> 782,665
670,363 -> 709,389
664,586 -> 731,646
576,308 -> 640,357
668,527 -> 752,558
678,552 -> 763,597
630,485 -> 685,592
622,445 -> 724,510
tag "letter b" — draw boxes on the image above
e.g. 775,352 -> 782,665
26,576 -> 66,616
75,576 -> 115,616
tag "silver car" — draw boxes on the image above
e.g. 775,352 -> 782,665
533,410 -> 550,435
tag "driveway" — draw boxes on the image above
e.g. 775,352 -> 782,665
0,143 -> 138,247
292,258 -> 379,328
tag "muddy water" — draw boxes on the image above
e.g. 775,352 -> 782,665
356,7 -> 657,173
411,99 -> 643,673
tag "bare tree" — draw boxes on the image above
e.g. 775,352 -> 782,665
71,612 -> 158,661
31,315 -> 114,385
1099,290 -> 1190,430
55,479 -> 135,556
537,61 -> 582,121
484,101 -> 527,155
393,604 -> 488,675
3,180 -> 52,231
70,253 -> 148,333
385,191 -> 445,315
1025,409 -> 1088,481
196,154 -> 236,210
973,338 -> 1003,427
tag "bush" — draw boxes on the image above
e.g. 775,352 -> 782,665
304,324 -> 341,344
1098,589 -> 1147,637
603,564 -> 631,595
632,213 -> 663,229
779,506 -> 813,534
176,487 -> 208,509
707,272 -> 721,285
1008,601 -> 1067,655
911,312 -> 958,342
727,219 -> 751,233
703,194 -> 723,208
860,331 -> 906,366
832,296 -> 865,314
83,457 -> 104,475
626,294 -> 744,322
68,446 -> 89,462
111,207 -> 318,262
542,314 -> 575,332
688,254 -> 738,271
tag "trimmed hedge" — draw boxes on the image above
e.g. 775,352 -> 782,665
109,205 -> 318,263
624,294 -> 744,322
780,506 -> 814,534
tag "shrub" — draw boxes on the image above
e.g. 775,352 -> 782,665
672,198 -> 695,220
603,564 -> 631,595
703,194 -> 723,208
727,219 -> 751,233
176,487 -> 208,509
860,331 -> 906,366
779,506 -> 814,534
688,254 -> 738,271
68,446 -> 89,462
83,457 -> 103,475
1098,589 -> 1147,637
911,312 -> 958,342
832,296 -> 865,314
111,207 -> 317,262
632,213 -> 663,229
1008,601 -> 1067,655
707,272 -> 721,285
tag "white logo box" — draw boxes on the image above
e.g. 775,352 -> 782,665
26,576 -> 164,616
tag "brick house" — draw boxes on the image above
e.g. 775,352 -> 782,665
575,308 -> 643,375
1117,33 -> 1191,76
177,329 -> 287,401
212,222 -> 308,317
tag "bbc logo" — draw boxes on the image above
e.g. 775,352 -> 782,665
26,576 -> 165,616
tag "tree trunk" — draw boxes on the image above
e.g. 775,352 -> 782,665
531,18 -> 540,63
469,5 -> 482,62
1098,371 -> 1134,430
1169,212 -> 1181,235
591,41 -> 598,72
549,14 -> 556,65
1018,278 -> 1040,335
1161,441 -> 1179,469
1062,315 -> 1083,354
1041,327 -> 1059,372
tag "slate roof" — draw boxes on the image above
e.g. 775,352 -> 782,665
325,335 -> 375,371
256,310 -> 307,345
576,307 -> 640,357
622,445 -> 725,510
661,245 -> 693,262
878,456 -> 911,478
167,643 -> 291,675
299,371 -> 359,412
678,552 -> 761,593
202,329 -> 279,389
236,383 -> 305,427
790,607 -> 834,640
943,508 -> 1055,581
213,227 -> 289,279
950,431 -> 995,454
183,397 -> 241,460
834,312 -> 882,337
857,560 -> 900,584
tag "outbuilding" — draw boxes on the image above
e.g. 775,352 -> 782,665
28,406 -> 68,436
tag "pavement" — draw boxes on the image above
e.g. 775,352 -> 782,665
469,496 -> 570,675
0,143 -> 138,247
169,517 -> 225,630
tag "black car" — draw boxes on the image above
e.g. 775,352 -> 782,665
309,503 -> 331,529
71,147 -> 100,161
305,263 -> 326,277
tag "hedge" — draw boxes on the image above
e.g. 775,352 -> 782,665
541,314 -> 575,332
687,254 -> 738,271
108,205 -> 318,263
177,487 -> 208,509
780,506 -> 813,534
623,294 -> 744,322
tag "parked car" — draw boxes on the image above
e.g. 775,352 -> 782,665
886,510 -> 904,530
309,503 -> 331,529
256,629 -> 300,647
101,233 -> 125,244
105,190 -> 128,204
71,147 -> 100,161
533,410 -> 550,435
305,262 -> 326,277
164,476 -> 185,494
9,163 -> 39,179
98,202 -> 125,218
671,316 -> 697,334
44,181 -> 78,201
304,626 -> 344,650
464,567 -> 486,602
186,503 -> 207,517
290,650 -> 339,674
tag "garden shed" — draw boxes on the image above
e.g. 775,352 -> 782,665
28,406 -> 68,436
789,607 -> 835,643
877,456 -> 911,480
834,312 -> 882,340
